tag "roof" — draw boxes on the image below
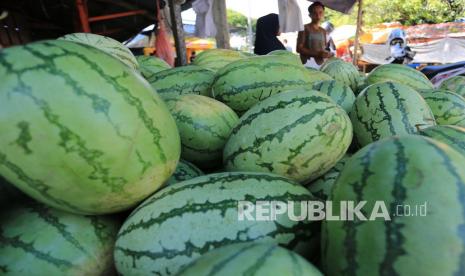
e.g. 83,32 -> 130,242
0,0 -> 195,46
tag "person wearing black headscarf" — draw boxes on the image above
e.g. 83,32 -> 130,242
254,13 -> 285,55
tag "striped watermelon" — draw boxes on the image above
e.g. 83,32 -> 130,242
0,40 -> 180,214
212,56 -> 332,114
177,242 -> 323,276
320,60 -> 360,92
322,135 -> 465,275
312,80 -> 356,113
166,95 -> 239,169
193,49 -> 246,72
350,81 -> 436,147
147,65 -> 215,99
165,159 -> 204,187
0,202 -> 120,275
420,89 -> 465,127
136,55 -> 171,79
419,125 -> 465,157
319,57 -> 342,72
440,76 -> 465,96
305,155 -> 349,200
58,32 -> 139,70
224,89 -> 352,183
267,50 -> 302,64
114,172 -> 318,276
366,63 -> 433,90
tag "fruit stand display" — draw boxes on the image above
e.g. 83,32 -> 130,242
2,31 -> 465,276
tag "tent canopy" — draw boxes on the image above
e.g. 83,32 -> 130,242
308,0 -> 357,14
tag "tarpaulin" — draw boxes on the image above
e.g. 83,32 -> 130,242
308,0 -> 357,14
360,37 -> 465,64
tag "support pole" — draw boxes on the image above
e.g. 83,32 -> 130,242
168,0 -> 187,66
213,0 -> 230,49
352,0 -> 363,67
75,0 -> 91,32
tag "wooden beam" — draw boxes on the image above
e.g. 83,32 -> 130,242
88,10 -> 147,22
168,0 -> 187,66
75,0 -> 91,32
352,0 -> 363,66
212,0 -> 230,49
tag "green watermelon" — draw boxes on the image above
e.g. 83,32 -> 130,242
322,135 -> 465,275
320,60 -> 360,92
114,172 -> 318,276
0,40 -> 180,214
224,89 -> 352,183
439,76 -> 465,96
147,65 -> 215,99
312,80 -> 356,113
177,242 -> 323,276
267,50 -> 302,64
165,159 -> 204,187
305,155 -> 349,201
419,125 -> 465,157
193,49 -> 246,72
212,56 -> 332,114
136,55 -> 171,79
319,57 -> 343,72
420,89 -> 465,127
350,81 -> 436,147
366,63 -> 433,90
58,32 -> 139,70
166,95 -> 239,169
0,202 -> 120,275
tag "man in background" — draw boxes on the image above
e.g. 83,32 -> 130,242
296,1 -> 334,69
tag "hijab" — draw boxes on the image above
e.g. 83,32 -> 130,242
254,13 -> 285,55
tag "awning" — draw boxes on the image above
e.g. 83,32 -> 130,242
308,0 -> 357,14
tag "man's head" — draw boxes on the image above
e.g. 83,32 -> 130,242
308,1 -> 325,23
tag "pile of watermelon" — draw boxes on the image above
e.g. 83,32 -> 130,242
1,32 -> 465,275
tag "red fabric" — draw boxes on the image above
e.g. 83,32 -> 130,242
155,1 -> 175,67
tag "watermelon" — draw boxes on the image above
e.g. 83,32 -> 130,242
366,63 -> 433,90
267,50 -> 302,64
177,242 -> 323,276
0,40 -> 180,214
147,65 -> 215,99
223,89 -> 352,183
114,172 -> 318,276
212,56 -> 332,114
420,89 -> 465,127
305,155 -> 349,201
136,55 -> 171,79
0,202 -> 120,275
58,32 -> 139,71
312,80 -> 356,113
193,49 -> 246,72
320,60 -> 360,92
322,135 -> 465,275
166,95 -> 239,169
439,76 -> 465,96
165,159 -> 204,187
419,125 -> 465,157
350,81 -> 436,147
319,57 -> 343,72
